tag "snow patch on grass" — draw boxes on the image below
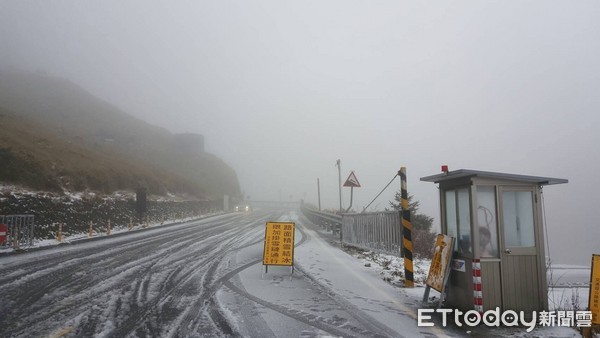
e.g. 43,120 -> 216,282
343,245 -> 431,287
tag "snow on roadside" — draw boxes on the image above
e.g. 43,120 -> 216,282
0,212 -> 226,255
340,243 -> 592,309
340,244 -> 595,337
342,246 -> 431,287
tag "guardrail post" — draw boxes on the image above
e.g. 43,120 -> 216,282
88,221 -> 93,238
400,167 -> 414,288
128,217 -> 133,231
57,223 -> 63,243
107,219 -> 111,235
13,227 -> 19,250
340,216 -> 344,248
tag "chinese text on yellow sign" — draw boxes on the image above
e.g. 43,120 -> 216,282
263,222 -> 295,266
590,254 -> 600,325
426,234 -> 455,292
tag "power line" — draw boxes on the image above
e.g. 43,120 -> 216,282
362,174 -> 398,213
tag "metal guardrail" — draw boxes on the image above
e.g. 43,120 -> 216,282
341,211 -> 402,256
0,215 -> 35,248
250,200 -> 301,209
300,206 -> 403,257
300,206 -> 342,233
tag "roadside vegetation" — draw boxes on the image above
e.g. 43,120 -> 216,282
387,192 -> 437,260
0,188 -> 224,240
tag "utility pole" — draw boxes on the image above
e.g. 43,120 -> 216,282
336,159 -> 342,212
317,178 -> 321,211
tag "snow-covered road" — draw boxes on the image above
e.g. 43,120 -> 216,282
1,208 -> 447,337
219,211 -> 428,338
0,211 -> 279,337
3,209 -> 574,338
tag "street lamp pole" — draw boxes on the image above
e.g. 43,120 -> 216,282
317,178 -> 321,211
336,159 -> 342,212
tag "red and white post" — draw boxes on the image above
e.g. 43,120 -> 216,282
472,259 -> 484,313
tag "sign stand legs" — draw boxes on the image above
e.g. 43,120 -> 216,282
422,286 -> 431,303
422,284 -> 448,309
438,286 -> 448,309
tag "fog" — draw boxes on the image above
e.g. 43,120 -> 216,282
1,1 -> 599,265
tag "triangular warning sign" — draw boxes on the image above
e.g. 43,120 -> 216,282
343,171 -> 361,187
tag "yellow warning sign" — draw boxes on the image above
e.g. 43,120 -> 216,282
426,234 -> 455,292
263,222 -> 295,266
590,254 -> 600,325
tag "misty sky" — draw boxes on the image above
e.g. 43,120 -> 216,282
1,1 -> 599,264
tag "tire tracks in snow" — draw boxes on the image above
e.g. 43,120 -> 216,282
217,216 -> 403,338
0,212 -> 270,337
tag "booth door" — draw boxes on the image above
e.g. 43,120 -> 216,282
499,188 -> 542,312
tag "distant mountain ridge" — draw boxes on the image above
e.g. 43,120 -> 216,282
0,70 -> 240,199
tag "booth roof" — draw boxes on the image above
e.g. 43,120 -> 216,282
420,169 -> 568,186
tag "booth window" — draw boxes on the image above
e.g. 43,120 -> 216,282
502,191 -> 535,247
457,188 -> 472,255
445,190 -> 458,243
444,188 -> 472,255
477,186 -> 498,257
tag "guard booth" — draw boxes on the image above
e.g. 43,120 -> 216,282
421,169 -> 567,313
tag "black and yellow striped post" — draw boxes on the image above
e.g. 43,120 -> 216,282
399,167 -> 414,288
